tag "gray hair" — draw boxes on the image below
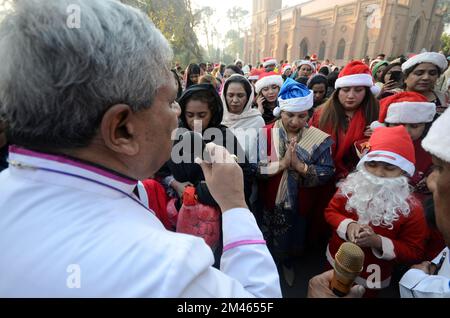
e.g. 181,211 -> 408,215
0,0 -> 173,150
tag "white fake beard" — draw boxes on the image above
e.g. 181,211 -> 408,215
338,166 -> 411,229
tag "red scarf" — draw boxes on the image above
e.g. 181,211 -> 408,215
311,108 -> 366,178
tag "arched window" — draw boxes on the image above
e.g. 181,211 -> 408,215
318,41 -> 326,60
409,20 -> 420,52
300,38 -> 309,58
336,39 -> 346,60
283,43 -> 289,60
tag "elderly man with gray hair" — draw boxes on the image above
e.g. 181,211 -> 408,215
0,0 -> 281,297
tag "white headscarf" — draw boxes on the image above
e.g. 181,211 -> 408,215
221,74 -> 265,130
221,74 -> 265,162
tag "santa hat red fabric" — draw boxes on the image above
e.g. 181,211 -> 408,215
255,71 -> 283,94
263,57 -> 278,68
310,54 -> 318,62
371,92 -> 436,129
335,61 -> 380,95
357,126 -> 416,177
248,68 -> 261,81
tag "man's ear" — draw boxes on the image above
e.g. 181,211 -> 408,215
100,104 -> 139,156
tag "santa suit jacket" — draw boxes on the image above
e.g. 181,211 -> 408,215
325,191 -> 428,289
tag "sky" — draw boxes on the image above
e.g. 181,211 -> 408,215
191,0 -> 309,48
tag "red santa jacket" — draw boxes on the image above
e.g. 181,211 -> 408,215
325,191 -> 428,289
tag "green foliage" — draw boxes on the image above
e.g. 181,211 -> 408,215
223,6 -> 249,62
441,33 -> 450,55
121,0 -> 203,66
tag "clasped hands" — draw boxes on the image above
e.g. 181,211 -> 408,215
346,222 -> 382,250
280,138 -> 307,174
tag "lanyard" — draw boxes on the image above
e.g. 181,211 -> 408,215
8,159 -> 153,213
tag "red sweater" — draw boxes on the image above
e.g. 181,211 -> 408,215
325,192 -> 428,288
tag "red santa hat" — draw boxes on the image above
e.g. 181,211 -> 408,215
255,71 -> 283,94
370,92 -> 436,130
357,126 -> 416,177
402,52 -> 448,73
422,108 -> 450,163
248,68 -> 261,81
282,64 -> 292,73
263,57 -> 278,68
335,61 -> 380,95
310,54 -> 318,62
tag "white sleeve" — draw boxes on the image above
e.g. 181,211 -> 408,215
177,208 -> 281,298
399,269 -> 450,298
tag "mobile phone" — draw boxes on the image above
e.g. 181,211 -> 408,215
389,71 -> 403,83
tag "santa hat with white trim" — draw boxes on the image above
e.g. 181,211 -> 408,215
255,71 -> 283,94
297,60 -> 316,72
370,92 -> 436,130
357,125 -> 416,177
248,68 -> 261,81
401,52 -> 448,73
263,57 -> 278,68
335,61 -> 380,95
273,78 -> 314,117
282,64 -> 292,73
422,108 -> 450,163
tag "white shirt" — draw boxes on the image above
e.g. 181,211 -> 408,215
399,247 -> 450,298
0,146 -> 281,298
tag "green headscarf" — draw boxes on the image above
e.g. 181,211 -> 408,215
372,60 -> 389,81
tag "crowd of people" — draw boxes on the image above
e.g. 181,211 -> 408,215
0,0 -> 450,298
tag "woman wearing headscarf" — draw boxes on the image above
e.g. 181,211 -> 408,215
221,74 -> 265,163
167,84 -> 254,208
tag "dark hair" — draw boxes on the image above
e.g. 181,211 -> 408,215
171,69 -> 183,100
319,66 -> 330,76
304,55 -> 310,60
178,84 -> 223,129
295,76 -> 309,85
185,63 -> 201,89
327,70 -> 339,88
379,63 -> 402,84
308,75 -> 328,90
318,87 -> 379,135
225,64 -> 244,75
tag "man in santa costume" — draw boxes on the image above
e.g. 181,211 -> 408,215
400,108 -> 450,297
325,125 -> 428,297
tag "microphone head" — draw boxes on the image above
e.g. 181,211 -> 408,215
335,242 -> 365,274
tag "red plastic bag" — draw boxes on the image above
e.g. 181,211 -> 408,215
166,198 -> 179,231
176,186 -> 221,249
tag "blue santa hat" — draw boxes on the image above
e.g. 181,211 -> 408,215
274,78 -> 314,117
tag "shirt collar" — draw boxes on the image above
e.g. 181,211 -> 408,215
8,145 -> 138,195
